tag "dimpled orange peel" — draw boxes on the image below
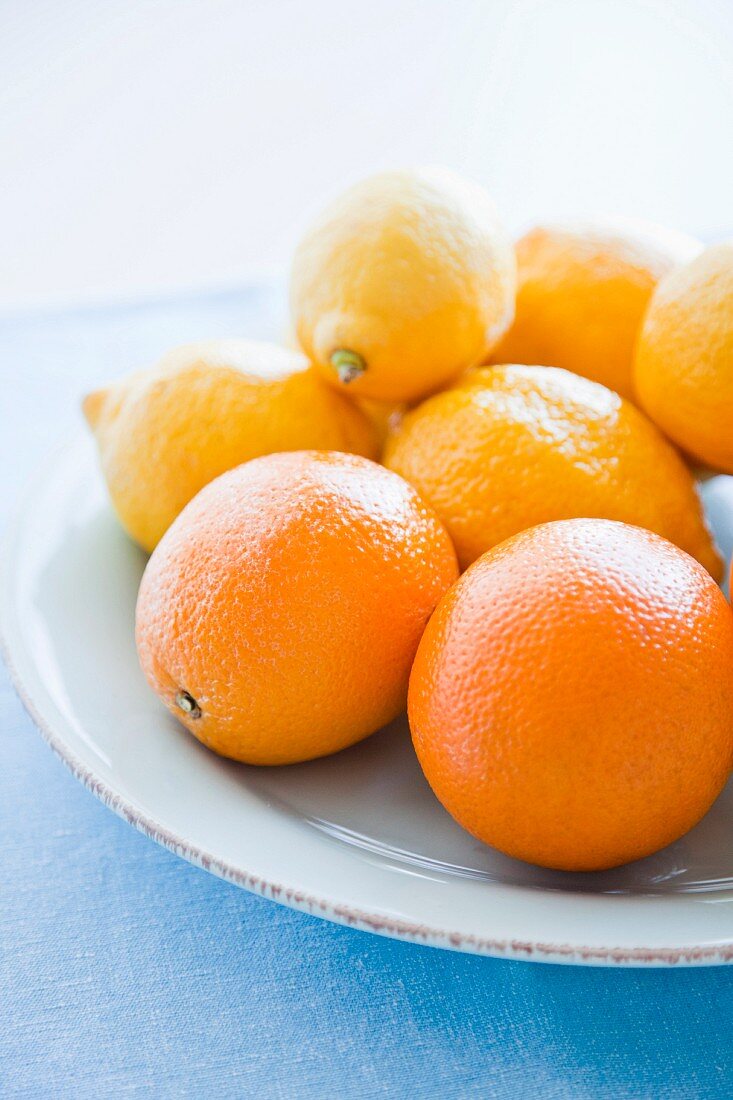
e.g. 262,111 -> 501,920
83,339 -> 380,552
290,167 -> 516,404
409,519 -> 733,872
384,363 -> 722,578
135,451 -> 459,766
634,242 -> 733,474
489,220 -> 701,399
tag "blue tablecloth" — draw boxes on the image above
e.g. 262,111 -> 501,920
2,288 -> 733,1099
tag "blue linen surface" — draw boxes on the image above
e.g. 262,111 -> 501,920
2,287 -> 733,1100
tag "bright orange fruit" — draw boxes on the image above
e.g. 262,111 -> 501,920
489,221 -> 700,399
409,519 -> 733,872
384,364 -> 722,578
136,451 -> 458,765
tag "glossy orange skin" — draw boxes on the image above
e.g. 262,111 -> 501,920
490,221 -> 700,400
136,451 -> 458,765
409,519 -> 733,872
634,243 -> 733,474
384,364 -> 722,578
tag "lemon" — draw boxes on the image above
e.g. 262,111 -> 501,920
84,339 -> 379,551
290,167 -> 516,404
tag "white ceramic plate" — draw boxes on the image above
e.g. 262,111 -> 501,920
4,435 -> 733,967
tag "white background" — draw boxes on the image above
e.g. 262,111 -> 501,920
2,0 -> 733,311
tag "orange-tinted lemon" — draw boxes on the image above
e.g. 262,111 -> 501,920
384,364 -> 721,578
291,167 -> 515,403
409,519 -> 733,871
84,339 -> 379,551
634,242 -> 733,474
136,451 -> 458,765
490,221 -> 700,399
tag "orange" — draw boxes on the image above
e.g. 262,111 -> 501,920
290,167 -> 515,404
489,220 -> 701,399
409,519 -> 733,872
383,364 -> 721,578
634,242 -> 733,474
135,451 -> 458,765
84,339 -> 379,552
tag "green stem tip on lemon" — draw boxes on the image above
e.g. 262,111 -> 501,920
331,349 -> 366,385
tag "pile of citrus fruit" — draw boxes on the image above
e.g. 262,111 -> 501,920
85,167 -> 733,872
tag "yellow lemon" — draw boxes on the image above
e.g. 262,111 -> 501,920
84,339 -> 379,552
634,242 -> 733,474
290,167 -> 516,404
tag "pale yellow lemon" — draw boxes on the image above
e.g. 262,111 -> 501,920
84,339 -> 379,551
634,242 -> 733,474
291,167 -> 516,404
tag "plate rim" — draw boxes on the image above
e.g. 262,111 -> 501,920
4,435 -> 733,969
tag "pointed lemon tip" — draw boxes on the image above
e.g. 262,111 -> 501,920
82,388 -> 107,431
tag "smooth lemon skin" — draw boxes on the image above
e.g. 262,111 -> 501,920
489,220 -> 701,400
384,363 -> 722,579
634,242 -> 733,474
83,339 -> 380,552
290,167 -> 516,404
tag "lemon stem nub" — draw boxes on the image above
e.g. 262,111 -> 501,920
331,349 -> 366,385
176,690 -> 201,719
